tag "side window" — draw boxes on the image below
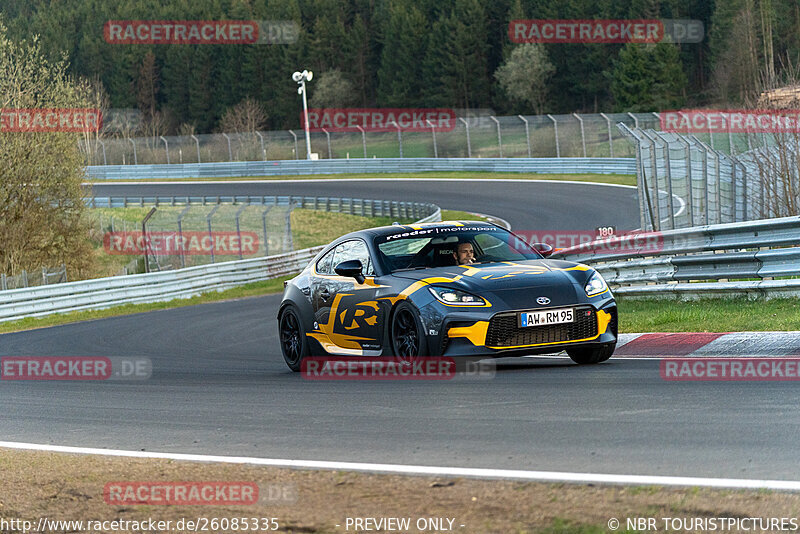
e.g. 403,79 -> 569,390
315,247 -> 336,274
331,240 -> 374,275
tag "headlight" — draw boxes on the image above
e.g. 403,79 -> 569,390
584,271 -> 608,296
428,287 -> 487,306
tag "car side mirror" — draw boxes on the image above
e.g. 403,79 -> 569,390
532,243 -> 554,258
335,259 -> 365,284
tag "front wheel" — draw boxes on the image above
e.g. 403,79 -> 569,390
567,343 -> 615,365
279,306 -> 309,372
391,302 -> 425,359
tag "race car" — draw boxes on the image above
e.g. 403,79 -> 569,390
277,221 -> 617,371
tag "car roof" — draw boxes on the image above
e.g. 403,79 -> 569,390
338,221 -> 499,241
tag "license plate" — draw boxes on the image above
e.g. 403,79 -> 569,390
520,308 -> 574,327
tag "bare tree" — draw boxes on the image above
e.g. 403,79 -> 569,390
218,98 -> 268,133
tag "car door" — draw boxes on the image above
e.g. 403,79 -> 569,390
309,239 -> 383,354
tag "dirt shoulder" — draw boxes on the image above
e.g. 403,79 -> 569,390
1,448 -> 798,533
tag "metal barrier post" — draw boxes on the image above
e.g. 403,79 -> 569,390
518,115 -> 531,158
356,125 -> 367,158
547,114 -> 560,157
191,134 -> 201,163
574,113 -> 586,157
600,112 -> 613,157
289,130 -> 299,159
285,204 -> 295,251
255,131 -> 265,160
458,118 -> 471,158
676,136 -> 695,226
322,128 -> 332,159
142,207 -> 157,273
427,120 -> 438,158
392,121 -> 403,158
490,116 -> 502,157
261,206 -> 272,256
160,136 -> 170,164
222,133 -> 233,161
235,204 -> 248,260
177,205 -> 191,268
99,140 -> 107,165
129,138 -> 138,164
206,205 -> 220,263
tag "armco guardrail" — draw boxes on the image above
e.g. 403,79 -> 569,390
0,197 -> 441,322
552,215 -> 800,299
89,195 -> 440,223
0,248 -> 324,322
85,157 -> 636,180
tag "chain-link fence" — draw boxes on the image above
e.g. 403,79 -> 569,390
1,265 -> 67,290
620,124 -> 764,231
80,113 -> 666,165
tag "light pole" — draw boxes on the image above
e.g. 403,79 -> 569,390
292,70 -> 313,160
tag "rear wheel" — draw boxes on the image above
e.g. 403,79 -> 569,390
567,343 -> 615,365
391,302 -> 424,359
279,306 -> 309,372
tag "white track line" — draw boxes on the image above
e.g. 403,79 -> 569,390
84,178 -> 638,189
1,441 -> 798,490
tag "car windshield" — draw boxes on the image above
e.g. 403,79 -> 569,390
376,225 -> 541,272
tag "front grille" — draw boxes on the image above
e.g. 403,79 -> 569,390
485,306 -> 598,347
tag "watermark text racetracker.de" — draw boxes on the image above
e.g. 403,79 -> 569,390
660,109 -> 800,133
301,356 -> 495,381
1,357 -> 151,381
509,19 -> 703,44
0,108 -> 102,133
510,229 -> 663,254
1,517 -> 282,533
661,358 -> 800,381
303,108 -> 456,132
104,20 -> 298,44
104,231 -> 260,256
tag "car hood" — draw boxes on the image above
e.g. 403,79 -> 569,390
392,260 -> 590,308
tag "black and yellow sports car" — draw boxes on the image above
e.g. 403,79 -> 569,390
278,222 -> 617,371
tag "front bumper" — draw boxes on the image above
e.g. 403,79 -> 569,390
435,300 -> 617,357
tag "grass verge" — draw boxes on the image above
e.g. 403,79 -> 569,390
0,448 -> 795,534
87,171 -> 637,187
617,297 -> 800,333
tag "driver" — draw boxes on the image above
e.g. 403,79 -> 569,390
453,241 -> 476,265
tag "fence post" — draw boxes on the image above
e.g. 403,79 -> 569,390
518,115 -> 531,158
222,133 -> 233,161
289,130 -> 299,160
255,131 -> 265,160
262,206 -> 273,256
285,204 -> 294,252
573,113 -> 586,157
600,112 -> 613,157
322,128 -> 332,159
427,120 -> 438,158
676,136 -> 695,227
490,116 -> 502,157
141,207 -> 156,273
129,138 -> 138,164
160,136 -> 170,164
22,270 -> 27,288
235,204 -> 248,260
547,114 -> 560,157
206,205 -> 220,263
1,273 -> 5,291
42,266 -> 48,285
177,205 -> 191,268
641,130 -> 671,230
191,134 -> 201,163
99,139 -> 107,165
356,125 -> 367,158
458,117 -> 471,158
392,121 -> 403,158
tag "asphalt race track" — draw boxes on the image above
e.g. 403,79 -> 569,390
89,179 -> 641,231
2,179 -> 796,481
